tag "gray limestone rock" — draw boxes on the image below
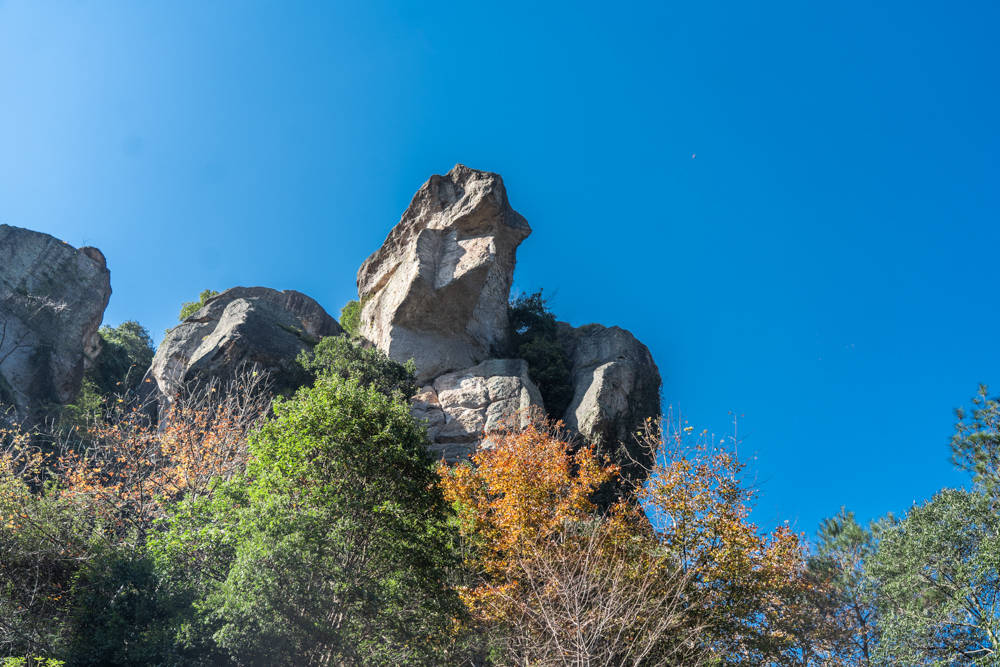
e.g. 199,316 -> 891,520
148,286 -> 342,406
0,225 -> 112,417
357,164 -> 531,383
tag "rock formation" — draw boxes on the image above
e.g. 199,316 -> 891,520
559,323 -> 661,478
147,287 -> 342,406
1,166 -> 662,490
0,224 -> 112,417
357,164 -> 531,383
411,358 -> 544,462
357,165 -> 662,474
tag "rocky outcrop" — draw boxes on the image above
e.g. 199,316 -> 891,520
356,165 -> 662,471
559,323 -> 661,479
148,287 -> 341,405
357,164 -> 531,383
0,225 -> 111,417
411,358 -> 544,462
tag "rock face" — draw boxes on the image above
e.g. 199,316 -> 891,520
148,287 -> 342,405
0,225 -> 112,417
411,358 -> 544,462
357,164 -> 531,383
558,323 -> 662,479
357,165 -> 662,475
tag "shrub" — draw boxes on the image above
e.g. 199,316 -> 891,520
339,299 -> 361,336
298,334 -> 417,399
177,290 -> 219,322
88,321 -> 155,396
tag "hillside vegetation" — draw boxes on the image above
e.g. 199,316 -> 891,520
5,322 -> 1000,665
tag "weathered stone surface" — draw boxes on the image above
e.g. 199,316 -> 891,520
148,287 -> 342,405
354,166 -> 663,478
559,323 -> 661,478
411,358 -> 544,462
0,225 -> 112,416
357,164 -> 531,383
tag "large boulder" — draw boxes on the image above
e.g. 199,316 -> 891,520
0,225 -> 111,417
559,323 -> 662,479
357,164 -> 531,383
148,287 -> 342,405
412,358 -> 543,462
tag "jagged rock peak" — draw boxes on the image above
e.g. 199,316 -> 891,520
147,286 -> 342,406
0,224 -> 112,416
357,164 -> 531,383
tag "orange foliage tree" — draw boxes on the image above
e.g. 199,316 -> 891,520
52,371 -> 269,539
438,422 -> 708,665
637,417 -> 819,663
439,416 -> 823,665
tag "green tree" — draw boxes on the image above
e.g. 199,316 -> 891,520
57,321 -> 155,432
508,290 -> 573,420
806,508 -> 881,665
177,290 -> 219,322
952,384 -> 1000,498
88,321 -> 155,396
867,488 -> 1000,665
150,373 -> 463,664
339,300 -> 361,337
63,550 -> 193,666
298,334 -> 416,399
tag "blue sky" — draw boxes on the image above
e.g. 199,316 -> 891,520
2,1 -> 997,537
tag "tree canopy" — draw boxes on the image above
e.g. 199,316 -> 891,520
868,489 -> 1000,664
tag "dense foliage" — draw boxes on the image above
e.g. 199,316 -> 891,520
151,374 -> 462,665
51,321 -> 156,428
0,338 -> 458,665
508,291 -> 574,420
0,370 -> 269,664
298,334 -> 416,399
89,322 -> 156,396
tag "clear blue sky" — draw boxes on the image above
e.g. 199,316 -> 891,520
2,1 -> 997,537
